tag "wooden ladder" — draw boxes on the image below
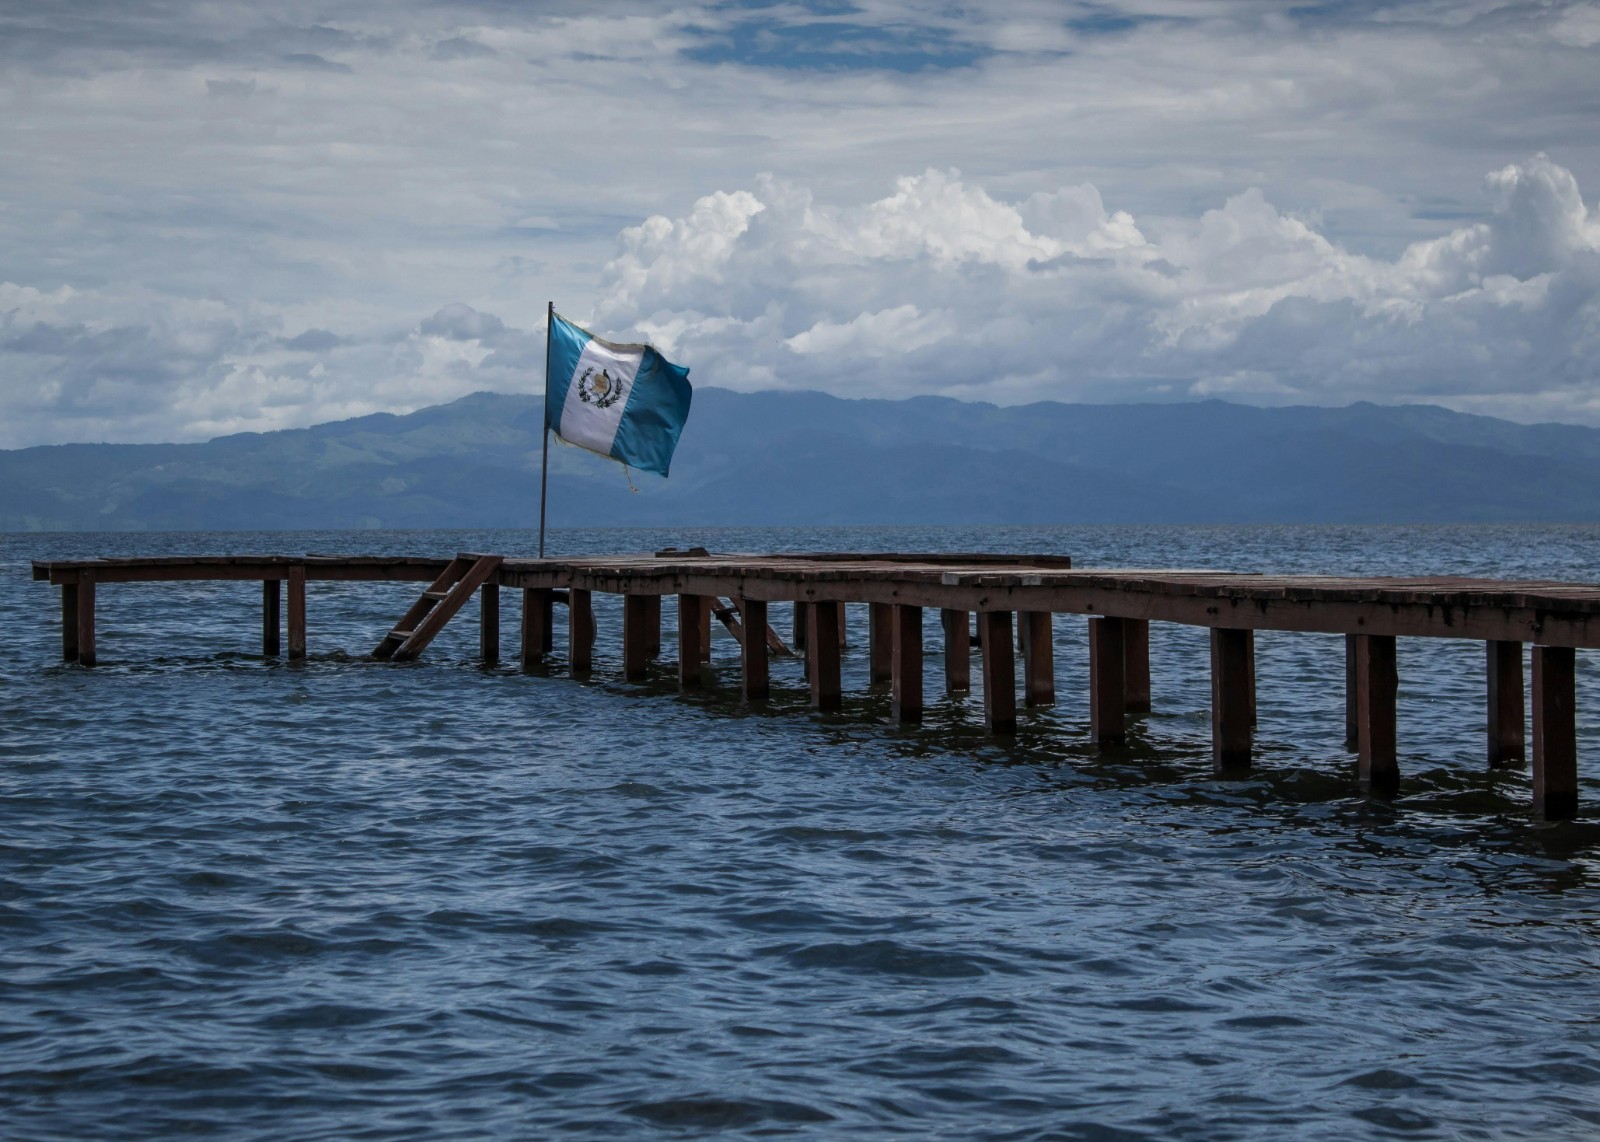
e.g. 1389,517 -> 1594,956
373,553 -> 504,662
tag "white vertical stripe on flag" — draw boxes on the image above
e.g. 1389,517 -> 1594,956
556,338 -> 645,459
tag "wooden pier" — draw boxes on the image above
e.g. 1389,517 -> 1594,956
33,550 -> 1600,820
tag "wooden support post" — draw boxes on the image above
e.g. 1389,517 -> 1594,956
1354,633 -> 1398,793
698,596 -> 713,662
568,588 -> 594,673
793,601 -> 809,652
1089,616 -> 1126,747
980,611 -> 1016,734
1210,627 -> 1253,772
807,600 -> 842,712
1244,628 -> 1257,727
61,581 -> 78,661
262,579 -> 281,657
1124,618 -> 1151,714
1022,611 -> 1055,707
740,597 -> 769,702
1344,634 -> 1359,750
838,602 -> 849,649
541,590 -> 555,654
479,583 -> 499,664
286,565 -> 306,661
76,570 -> 96,667
869,602 -> 893,686
892,604 -> 923,724
942,609 -> 970,694
678,594 -> 706,689
1487,640 -> 1525,767
521,587 -> 551,667
623,594 -> 651,681
1532,645 -> 1578,820
642,595 -> 662,659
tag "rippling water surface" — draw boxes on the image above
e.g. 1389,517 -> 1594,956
4,524 -> 1600,1140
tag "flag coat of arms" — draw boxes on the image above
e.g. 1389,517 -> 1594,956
545,312 -> 692,478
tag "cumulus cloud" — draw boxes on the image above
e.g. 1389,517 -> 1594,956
591,157 -> 1600,418
1,1 -> 1599,444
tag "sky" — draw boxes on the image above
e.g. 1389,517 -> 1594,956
1,0 -> 1598,448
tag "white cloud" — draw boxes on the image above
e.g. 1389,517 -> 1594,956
0,1 -> 1598,444
586,157 -> 1600,419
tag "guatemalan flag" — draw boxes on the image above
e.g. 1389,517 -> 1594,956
545,311 -> 692,478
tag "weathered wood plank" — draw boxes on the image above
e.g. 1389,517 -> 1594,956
1022,611 -> 1055,708
892,604 -> 923,725
287,565 -> 306,661
1210,627 -> 1252,772
568,588 -> 594,672
1090,616 -> 1126,748
1532,645 -> 1577,820
1344,633 -> 1359,750
942,609 -> 970,694
642,594 -> 662,659
1355,633 -> 1398,793
480,583 -> 500,664
1124,618 -> 1151,714
522,587 -> 551,668
740,597 -> 769,702
263,579 -> 281,657
807,600 -> 843,712
679,594 -> 706,689
981,610 -> 1016,735
61,581 -> 78,662
76,571 -> 96,667
1487,639 -> 1524,768
623,594 -> 651,681
869,602 -> 893,686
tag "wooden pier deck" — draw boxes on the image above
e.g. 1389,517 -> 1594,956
33,549 -> 1600,819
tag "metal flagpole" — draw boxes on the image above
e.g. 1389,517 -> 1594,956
538,300 -> 553,558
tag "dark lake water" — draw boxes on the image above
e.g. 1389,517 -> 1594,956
4,524 -> 1600,1140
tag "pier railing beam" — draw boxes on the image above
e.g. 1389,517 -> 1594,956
1022,611 -> 1055,707
479,583 -> 499,664
568,588 -> 594,673
1090,616 -> 1127,748
623,595 -> 651,681
942,609 -> 971,694
286,565 -> 306,662
807,600 -> 843,712
1210,627 -> 1253,772
981,610 -> 1016,735
892,604 -> 923,724
1487,639 -> 1525,767
869,602 -> 893,686
740,597 -> 769,701
61,580 -> 78,661
521,587 -> 551,668
1532,645 -> 1578,820
1125,619 -> 1151,714
1354,633 -> 1399,793
263,579 -> 281,657
678,594 -> 706,689
76,570 -> 96,667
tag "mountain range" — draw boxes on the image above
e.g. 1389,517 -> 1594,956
5,389 -> 1600,531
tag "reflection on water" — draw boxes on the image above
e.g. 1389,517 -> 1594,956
3,524 -> 1600,1140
